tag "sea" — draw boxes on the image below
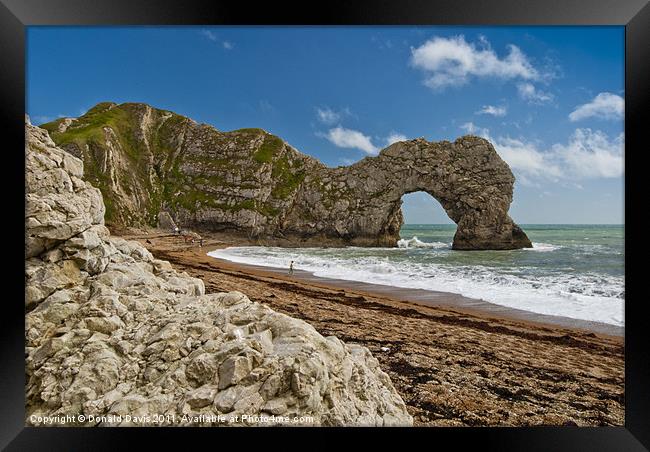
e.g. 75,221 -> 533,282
208,225 -> 625,327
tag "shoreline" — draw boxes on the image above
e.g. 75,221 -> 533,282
118,229 -> 624,426
205,252 -> 623,338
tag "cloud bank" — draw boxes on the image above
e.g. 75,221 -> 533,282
459,123 -> 623,182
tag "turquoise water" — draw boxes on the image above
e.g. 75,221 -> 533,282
209,225 -> 625,326
401,224 -> 624,286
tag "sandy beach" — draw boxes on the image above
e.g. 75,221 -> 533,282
119,228 -> 624,427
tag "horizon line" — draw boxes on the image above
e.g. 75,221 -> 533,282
402,223 -> 625,225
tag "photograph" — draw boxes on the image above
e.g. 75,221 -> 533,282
2,1 -> 647,448
23,24 -> 627,428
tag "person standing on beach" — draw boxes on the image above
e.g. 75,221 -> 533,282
289,261 -> 294,275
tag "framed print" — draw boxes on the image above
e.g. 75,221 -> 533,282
1,0 -> 648,449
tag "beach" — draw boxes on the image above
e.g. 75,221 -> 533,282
118,228 -> 624,426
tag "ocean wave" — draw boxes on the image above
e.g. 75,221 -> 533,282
529,242 -> 561,252
208,246 -> 624,326
397,236 -> 449,249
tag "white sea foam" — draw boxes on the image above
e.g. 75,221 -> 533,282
397,236 -> 449,249
529,242 -> 561,252
208,246 -> 624,327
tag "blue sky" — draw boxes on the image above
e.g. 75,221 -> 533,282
27,26 -> 624,224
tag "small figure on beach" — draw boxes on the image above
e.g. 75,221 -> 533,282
288,260 -> 294,275
174,226 -> 180,235
199,238 -> 203,247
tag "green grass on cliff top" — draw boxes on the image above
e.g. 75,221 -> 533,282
253,134 -> 284,163
41,102 -> 308,223
41,102 -> 132,146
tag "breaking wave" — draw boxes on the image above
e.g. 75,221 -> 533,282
397,236 -> 449,249
208,241 -> 624,327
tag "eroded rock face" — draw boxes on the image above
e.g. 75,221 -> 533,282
25,122 -> 413,426
288,138 -> 532,250
42,102 -> 531,250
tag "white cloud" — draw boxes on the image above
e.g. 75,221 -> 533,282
315,106 -> 353,125
551,129 -> 624,178
457,124 -> 623,181
459,122 -> 558,179
385,132 -> 408,145
322,127 -> 378,155
316,107 -> 341,125
459,122 -> 490,138
200,30 -> 218,42
319,125 -> 406,154
517,82 -> 554,104
493,136 -> 562,179
569,92 -> 624,122
410,35 -> 539,90
200,30 -> 234,50
371,35 -> 394,50
476,105 -> 507,117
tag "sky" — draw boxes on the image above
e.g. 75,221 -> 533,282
27,26 -> 624,224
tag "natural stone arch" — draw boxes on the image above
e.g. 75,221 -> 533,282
285,136 -> 533,250
398,191 -> 457,228
44,102 -> 531,250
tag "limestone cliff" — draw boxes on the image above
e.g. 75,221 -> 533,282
42,102 -> 532,250
25,119 -> 413,426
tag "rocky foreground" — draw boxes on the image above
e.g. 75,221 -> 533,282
144,237 -> 624,427
24,120 -> 413,426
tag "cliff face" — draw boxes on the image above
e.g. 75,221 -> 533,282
25,119 -> 413,426
42,102 -> 531,250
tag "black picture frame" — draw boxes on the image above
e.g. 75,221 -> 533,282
2,0 -> 648,449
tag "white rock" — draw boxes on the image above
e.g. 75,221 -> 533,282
24,122 -> 413,427
218,355 -> 252,389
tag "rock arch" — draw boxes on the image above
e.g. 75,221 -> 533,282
398,191 -> 456,231
285,136 -> 533,250
43,102 -> 531,250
